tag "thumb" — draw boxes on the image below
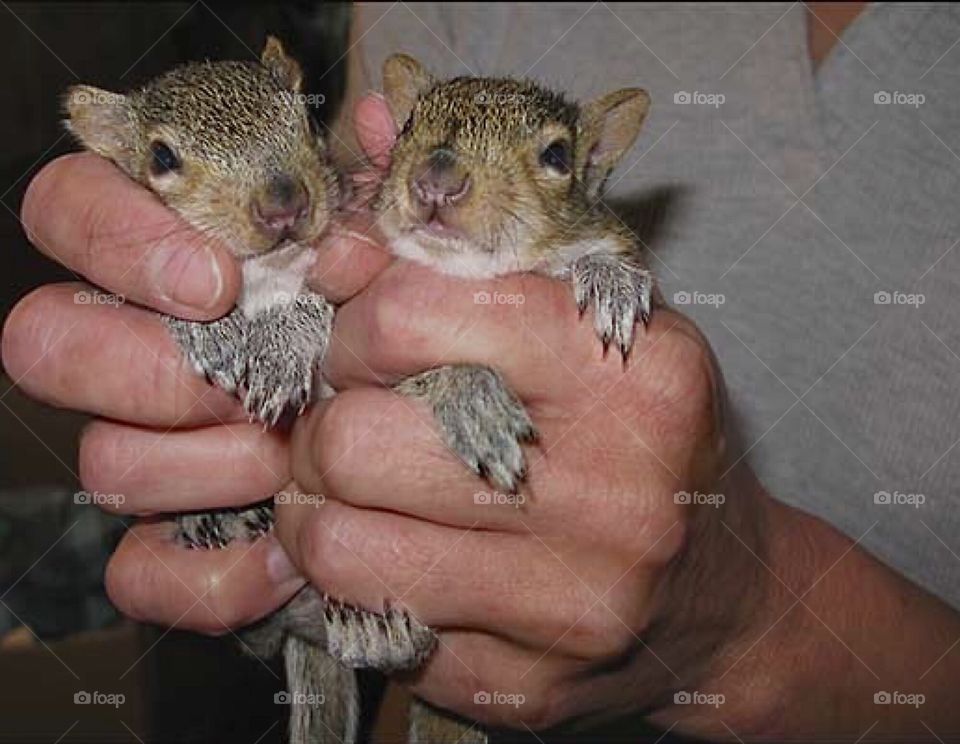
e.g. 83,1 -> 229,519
354,92 -> 396,171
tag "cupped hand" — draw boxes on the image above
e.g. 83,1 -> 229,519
0,93 -> 398,635
278,254 -> 770,732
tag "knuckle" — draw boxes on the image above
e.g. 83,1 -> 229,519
1,286 -> 48,379
136,328 -> 215,423
468,676 -> 566,730
615,507 -> 688,568
364,273 -> 431,367
663,317 -> 715,396
301,394 -> 363,496
518,687 -> 567,730
565,598 -> 642,661
77,422 -> 118,503
104,548 -> 146,621
294,503 -> 351,592
1,285 -> 77,399
21,154 -> 78,241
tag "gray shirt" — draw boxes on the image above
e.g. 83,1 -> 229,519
355,2 -> 960,609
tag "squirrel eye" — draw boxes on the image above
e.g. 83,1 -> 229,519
539,140 -> 572,173
149,141 -> 181,176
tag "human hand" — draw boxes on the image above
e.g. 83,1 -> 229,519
279,251 -> 771,732
0,93 -> 396,636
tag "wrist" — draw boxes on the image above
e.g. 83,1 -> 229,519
663,482 -> 960,741
641,463 -> 779,736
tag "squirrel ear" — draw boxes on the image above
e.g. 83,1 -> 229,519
579,88 -> 650,196
262,35 -> 303,92
382,53 -> 433,128
63,85 -> 136,165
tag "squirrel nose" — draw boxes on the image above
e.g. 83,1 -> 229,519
411,149 -> 471,206
253,175 -> 310,238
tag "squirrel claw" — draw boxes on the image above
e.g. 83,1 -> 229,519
571,254 -> 654,360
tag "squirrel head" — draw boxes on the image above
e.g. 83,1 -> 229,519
64,37 -> 338,258
376,53 -> 650,276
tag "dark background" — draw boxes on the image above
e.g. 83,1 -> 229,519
0,4 -> 350,743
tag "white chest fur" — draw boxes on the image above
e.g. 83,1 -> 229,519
390,233 -> 626,278
239,242 -> 315,318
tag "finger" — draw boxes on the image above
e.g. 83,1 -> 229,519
324,260 -> 669,400
354,92 -> 396,170
305,93 -> 397,302
291,388 -> 685,552
274,498 -> 646,657
22,152 -> 240,320
80,419 -> 290,515
292,387 -> 538,530
308,212 -> 394,303
2,283 -> 243,426
105,520 -> 305,635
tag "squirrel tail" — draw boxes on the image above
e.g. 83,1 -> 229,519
285,635 -> 359,744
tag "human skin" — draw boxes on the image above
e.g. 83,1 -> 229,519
6,5 -> 960,740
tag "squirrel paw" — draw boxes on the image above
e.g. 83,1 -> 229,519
254,588 -> 437,671
242,294 -> 333,426
243,351 -> 314,426
396,365 -> 537,493
322,597 -> 437,672
164,310 -> 248,393
176,502 -> 275,550
572,254 -> 653,358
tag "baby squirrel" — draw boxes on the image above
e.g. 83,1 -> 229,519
64,39 -> 436,744
379,53 -> 653,494
373,54 -> 653,743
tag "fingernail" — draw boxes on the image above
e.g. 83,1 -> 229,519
266,538 -> 303,585
152,242 -> 224,311
326,226 -> 381,251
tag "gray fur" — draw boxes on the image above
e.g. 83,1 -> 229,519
571,253 -> 654,358
243,293 -> 333,425
285,635 -> 360,744
408,698 -> 489,744
165,308 -> 248,393
395,365 -> 536,494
